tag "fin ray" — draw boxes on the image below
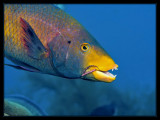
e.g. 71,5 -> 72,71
20,17 -> 47,60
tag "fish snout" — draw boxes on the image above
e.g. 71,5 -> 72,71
82,55 -> 118,82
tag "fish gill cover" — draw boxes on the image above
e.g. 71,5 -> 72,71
4,4 -> 156,116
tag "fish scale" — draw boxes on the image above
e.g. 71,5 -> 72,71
4,4 -> 83,75
4,4 -> 61,75
4,4 -> 118,82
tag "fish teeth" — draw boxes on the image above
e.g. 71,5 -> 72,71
106,72 -> 115,78
114,67 -> 118,70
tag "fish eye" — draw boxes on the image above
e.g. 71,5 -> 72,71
81,43 -> 90,52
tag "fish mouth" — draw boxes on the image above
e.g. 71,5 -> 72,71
81,64 -> 118,82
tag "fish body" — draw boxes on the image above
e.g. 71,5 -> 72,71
4,95 -> 46,116
4,4 -> 118,82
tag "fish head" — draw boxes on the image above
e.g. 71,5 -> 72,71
49,26 -> 118,82
76,29 -> 119,83
80,44 -> 118,83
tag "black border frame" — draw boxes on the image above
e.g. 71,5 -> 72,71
1,0 -> 159,119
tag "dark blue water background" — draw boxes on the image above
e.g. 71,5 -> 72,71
4,4 -> 156,116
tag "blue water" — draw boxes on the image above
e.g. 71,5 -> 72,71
4,4 -> 156,116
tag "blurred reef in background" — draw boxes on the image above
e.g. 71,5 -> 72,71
4,71 -> 156,116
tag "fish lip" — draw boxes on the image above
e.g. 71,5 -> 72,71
81,65 -> 118,77
81,68 -> 96,77
81,65 -> 98,77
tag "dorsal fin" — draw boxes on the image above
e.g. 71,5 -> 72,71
20,17 -> 48,60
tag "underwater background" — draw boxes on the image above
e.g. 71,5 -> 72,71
4,4 -> 156,116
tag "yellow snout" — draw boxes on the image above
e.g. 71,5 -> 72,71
83,46 -> 118,82
92,64 -> 118,82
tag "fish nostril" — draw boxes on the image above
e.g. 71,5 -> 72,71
68,41 -> 71,44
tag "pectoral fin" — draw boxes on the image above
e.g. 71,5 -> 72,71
20,17 -> 48,60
